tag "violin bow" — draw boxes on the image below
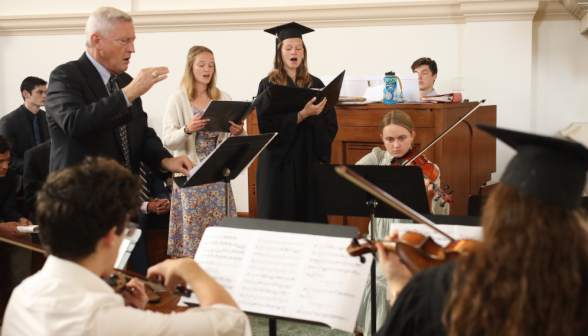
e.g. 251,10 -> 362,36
402,99 -> 486,166
334,165 -> 454,241
0,232 -> 45,254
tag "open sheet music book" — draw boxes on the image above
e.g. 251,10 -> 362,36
180,226 -> 372,333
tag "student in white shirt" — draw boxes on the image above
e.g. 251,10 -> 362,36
411,57 -> 438,98
1,157 -> 251,336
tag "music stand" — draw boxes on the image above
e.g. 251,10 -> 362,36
220,217 -> 358,336
314,164 -> 430,334
174,134 -> 276,217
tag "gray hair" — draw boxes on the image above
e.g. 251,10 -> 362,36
85,7 -> 133,48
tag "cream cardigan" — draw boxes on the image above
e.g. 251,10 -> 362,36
162,90 -> 247,166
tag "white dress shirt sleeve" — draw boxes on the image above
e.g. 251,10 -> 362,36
141,201 -> 149,214
96,304 -> 251,336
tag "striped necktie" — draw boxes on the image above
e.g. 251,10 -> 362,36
139,163 -> 150,202
106,75 -> 132,170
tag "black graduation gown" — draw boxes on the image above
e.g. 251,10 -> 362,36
375,261 -> 456,336
255,75 -> 338,223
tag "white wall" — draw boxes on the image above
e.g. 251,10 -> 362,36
466,20 -> 534,180
532,20 -> 588,136
1,12 -> 588,211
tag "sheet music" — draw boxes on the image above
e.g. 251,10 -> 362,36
114,239 -> 131,268
180,226 -> 372,333
390,223 -> 482,246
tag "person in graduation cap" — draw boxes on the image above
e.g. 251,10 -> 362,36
162,45 -> 245,257
374,124 -> 588,336
256,22 -> 338,223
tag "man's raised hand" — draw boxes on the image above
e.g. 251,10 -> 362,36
123,67 -> 169,102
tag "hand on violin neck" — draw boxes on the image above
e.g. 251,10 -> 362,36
424,178 -> 437,212
121,278 -> 148,310
377,230 -> 412,300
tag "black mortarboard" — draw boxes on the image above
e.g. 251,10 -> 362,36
478,124 -> 588,209
264,22 -> 314,69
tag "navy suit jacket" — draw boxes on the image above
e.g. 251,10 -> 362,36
45,53 -> 171,175
0,105 -> 50,175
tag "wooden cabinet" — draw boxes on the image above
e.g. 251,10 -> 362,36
246,102 -> 496,236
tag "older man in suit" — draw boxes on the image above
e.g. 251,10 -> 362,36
45,7 -> 193,177
0,77 -> 50,193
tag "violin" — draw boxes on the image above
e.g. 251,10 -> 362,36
391,147 -> 453,206
106,268 -> 193,298
0,227 -> 193,298
390,99 -> 487,207
335,165 -> 480,274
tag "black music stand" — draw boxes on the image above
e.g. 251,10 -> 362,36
314,164 -> 430,334
174,134 -> 276,217
192,217 -> 359,336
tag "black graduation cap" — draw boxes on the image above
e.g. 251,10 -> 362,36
264,22 -> 314,69
478,124 -> 588,209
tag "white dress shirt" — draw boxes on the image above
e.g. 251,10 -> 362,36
1,255 -> 251,336
85,51 -> 132,107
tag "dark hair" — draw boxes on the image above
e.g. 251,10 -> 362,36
444,183 -> 588,336
0,135 -> 11,155
37,157 -> 142,260
20,76 -> 47,101
411,57 -> 438,76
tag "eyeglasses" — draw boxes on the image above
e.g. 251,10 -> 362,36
124,221 -> 139,238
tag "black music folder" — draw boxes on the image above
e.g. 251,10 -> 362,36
257,70 -> 345,118
201,89 -> 269,132
173,133 -> 277,188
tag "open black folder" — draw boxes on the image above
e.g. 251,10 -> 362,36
201,88 -> 269,132
256,70 -> 345,118
173,133 -> 277,188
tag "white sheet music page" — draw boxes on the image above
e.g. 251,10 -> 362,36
180,226 -> 372,333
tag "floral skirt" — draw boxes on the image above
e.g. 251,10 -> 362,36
167,181 -> 237,257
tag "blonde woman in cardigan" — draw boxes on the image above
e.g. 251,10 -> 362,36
162,46 -> 246,257
354,110 -> 449,336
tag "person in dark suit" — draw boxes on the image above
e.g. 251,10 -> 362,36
45,7 -> 193,177
0,136 -> 34,286
0,76 -> 50,193
130,163 -> 171,274
23,139 -> 51,225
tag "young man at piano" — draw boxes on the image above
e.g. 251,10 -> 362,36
411,57 -> 438,98
2,157 -> 251,336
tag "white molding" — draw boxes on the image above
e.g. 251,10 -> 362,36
0,0 -> 575,36
460,0 -> 540,22
560,0 -> 588,18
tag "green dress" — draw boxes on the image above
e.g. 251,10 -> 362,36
354,147 -> 450,335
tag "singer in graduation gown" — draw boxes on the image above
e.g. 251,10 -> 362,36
255,22 -> 338,223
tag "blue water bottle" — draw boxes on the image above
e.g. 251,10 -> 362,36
384,71 -> 398,104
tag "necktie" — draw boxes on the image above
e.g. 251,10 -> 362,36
139,163 -> 150,202
33,115 -> 41,146
106,75 -> 132,170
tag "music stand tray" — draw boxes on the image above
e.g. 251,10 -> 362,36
174,133 -> 276,217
